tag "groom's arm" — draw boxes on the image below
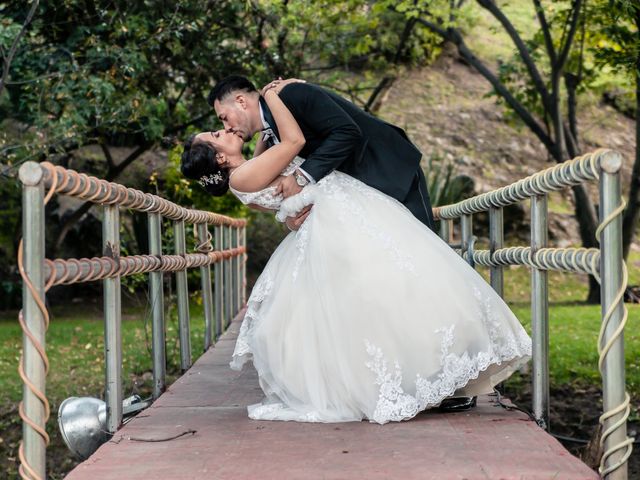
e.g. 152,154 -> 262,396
279,83 -> 362,182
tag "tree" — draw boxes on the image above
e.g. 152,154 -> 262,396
0,0 -> 38,99
590,0 -> 640,260
391,0 -> 639,302
0,0 -> 439,306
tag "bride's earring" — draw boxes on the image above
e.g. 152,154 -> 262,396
215,153 -> 226,167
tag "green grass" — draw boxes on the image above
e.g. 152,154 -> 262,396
511,303 -> 640,394
464,1 -> 539,64
0,297 -> 209,407
473,262 -> 640,400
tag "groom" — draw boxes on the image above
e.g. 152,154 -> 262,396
208,75 -> 436,232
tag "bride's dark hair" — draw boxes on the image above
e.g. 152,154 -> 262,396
181,135 -> 230,196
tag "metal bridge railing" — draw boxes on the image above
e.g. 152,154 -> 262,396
433,148 -> 632,480
17,161 -> 247,480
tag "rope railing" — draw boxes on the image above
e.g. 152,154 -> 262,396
434,148 -> 631,479
42,248 -> 245,287
465,246 -> 601,278
434,149 -> 616,219
18,161 -> 248,480
39,161 -> 246,227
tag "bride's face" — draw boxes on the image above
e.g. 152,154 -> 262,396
195,130 -> 243,157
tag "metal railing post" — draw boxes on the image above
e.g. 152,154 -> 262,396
489,207 -> 504,297
531,194 -> 550,429
102,204 -> 122,434
232,226 -> 239,316
440,218 -> 452,244
214,225 -> 224,338
197,224 -> 214,350
241,225 -> 247,305
224,225 -> 232,326
174,219 -> 191,372
599,154 -> 629,480
19,162 -> 47,479
461,215 -> 473,266
148,213 -> 166,399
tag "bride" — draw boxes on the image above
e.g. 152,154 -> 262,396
181,83 -> 532,425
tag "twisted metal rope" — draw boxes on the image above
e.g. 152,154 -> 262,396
42,248 -> 245,287
17,167 -> 60,480
595,198 -> 633,477
39,162 -> 247,227
433,149 -> 614,220
468,247 -> 601,278
435,149 -> 631,475
195,226 -> 214,253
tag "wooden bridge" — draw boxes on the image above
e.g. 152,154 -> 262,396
65,312 -> 598,480
15,150 -> 633,479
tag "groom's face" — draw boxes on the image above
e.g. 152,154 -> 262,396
214,93 -> 254,142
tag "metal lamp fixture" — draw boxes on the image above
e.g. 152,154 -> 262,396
58,395 -> 150,460
57,397 -> 108,460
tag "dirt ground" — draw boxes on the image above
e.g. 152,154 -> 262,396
502,380 -> 639,478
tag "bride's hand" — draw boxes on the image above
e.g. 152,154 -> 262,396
261,77 -> 306,96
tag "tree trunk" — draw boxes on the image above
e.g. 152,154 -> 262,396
622,37 -> 640,261
52,143 -> 151,255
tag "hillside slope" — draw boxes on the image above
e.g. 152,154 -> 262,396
378,55 -> 637,252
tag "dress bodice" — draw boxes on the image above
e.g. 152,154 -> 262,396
229,156 -> 305,209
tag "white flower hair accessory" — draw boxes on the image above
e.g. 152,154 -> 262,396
199,172 -> 225,187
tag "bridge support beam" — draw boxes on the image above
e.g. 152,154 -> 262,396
530,194 -> 549,430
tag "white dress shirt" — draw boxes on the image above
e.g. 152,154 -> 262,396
259,103 -> 315,184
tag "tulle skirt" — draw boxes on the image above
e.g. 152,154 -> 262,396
230,172 -> 531,424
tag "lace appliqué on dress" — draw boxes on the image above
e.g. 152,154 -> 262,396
365,340 -> 420,424
317,173 -> 417,275
364,301 -> 532,424
229,156 -> 305,210
230,272 -> 274,370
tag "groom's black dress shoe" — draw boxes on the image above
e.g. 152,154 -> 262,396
438,396 -> 477,412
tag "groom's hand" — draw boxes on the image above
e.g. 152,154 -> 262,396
285,206 -> 312,231
275,174 -> 303,198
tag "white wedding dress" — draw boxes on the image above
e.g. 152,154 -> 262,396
229,157 -> 531,424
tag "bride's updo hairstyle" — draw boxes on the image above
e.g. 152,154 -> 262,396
181,135 -> 230,196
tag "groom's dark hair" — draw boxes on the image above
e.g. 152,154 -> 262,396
208,75 -> 257,106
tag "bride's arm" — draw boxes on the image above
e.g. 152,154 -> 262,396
253,136 -> 267,157
229,90 -> 305,192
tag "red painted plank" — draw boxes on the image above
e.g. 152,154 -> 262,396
66,314 -> 598,480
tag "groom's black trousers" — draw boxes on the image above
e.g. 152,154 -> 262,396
402,168 -> 436,232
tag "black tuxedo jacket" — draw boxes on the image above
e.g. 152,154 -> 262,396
260,83 -> 422,202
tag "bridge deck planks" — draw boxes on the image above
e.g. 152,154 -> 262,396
66,312 -> 598,480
